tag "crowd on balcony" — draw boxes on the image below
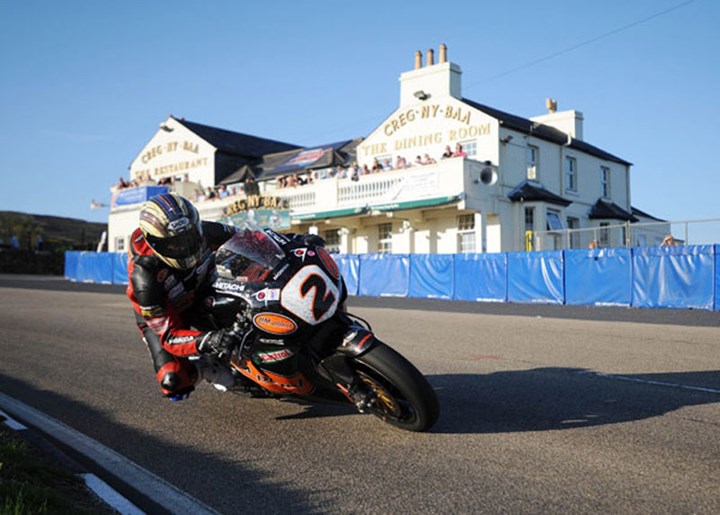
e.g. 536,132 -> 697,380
110,143 -> 470,200
274,143 -> 468,189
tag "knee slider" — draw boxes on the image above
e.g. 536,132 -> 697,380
160,371 -> 181,392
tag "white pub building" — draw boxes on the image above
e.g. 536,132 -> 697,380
109,45 -> 662,255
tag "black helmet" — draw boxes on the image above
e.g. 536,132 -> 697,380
139,193 -> 204,269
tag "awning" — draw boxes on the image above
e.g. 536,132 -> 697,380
292,206 -> 368,221
369,194 -> 462,213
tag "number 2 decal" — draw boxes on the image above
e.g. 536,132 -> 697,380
281,265 -> 340,325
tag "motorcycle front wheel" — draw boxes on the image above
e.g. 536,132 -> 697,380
352,342 -> 439,432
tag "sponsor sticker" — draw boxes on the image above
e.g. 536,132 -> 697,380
255,288 -> 281,302
256,349 -> 294,363
253,312 -> 298,335
156,269 -> 169,283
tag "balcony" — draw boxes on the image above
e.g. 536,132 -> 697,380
110,158 -> 499,224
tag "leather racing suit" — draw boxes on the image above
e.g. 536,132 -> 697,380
127,220 -> 236,398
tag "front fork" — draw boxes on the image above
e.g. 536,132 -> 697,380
318,317 -> 377,412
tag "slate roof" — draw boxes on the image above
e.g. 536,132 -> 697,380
461,99 -> 632,166
174,117 -> 300,158
507,179 -> 572,206
631,206 -> 667,222
588,198 -> 638,222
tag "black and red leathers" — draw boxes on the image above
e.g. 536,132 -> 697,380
127,221 -> 235,398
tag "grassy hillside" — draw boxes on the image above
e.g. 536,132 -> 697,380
0,212 -> 108,275
0,211 -> 107,252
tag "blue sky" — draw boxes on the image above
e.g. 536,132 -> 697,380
1,0 -> 717,234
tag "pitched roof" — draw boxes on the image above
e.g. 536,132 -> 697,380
174,117 -> 299,158
588,198 -> 638,222
631,206 -> 666,222
507,179 -> 572,206
461,99 -> 632,166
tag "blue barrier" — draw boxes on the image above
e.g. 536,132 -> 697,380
112,252 -> 129,285
507,251 -> 564,304
632,245 -> 714,310
66,245 -> 717,310
409,254 -> 454,299
64,251 -> 80,281
75,252 -> 114,284
452,253 -> 507,302
359,254 -> 410,297
565,248 -> 632,306
716,245 -> 720,311
334,254 -> 360,296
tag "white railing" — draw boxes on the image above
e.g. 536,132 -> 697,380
337,175 -> 404,205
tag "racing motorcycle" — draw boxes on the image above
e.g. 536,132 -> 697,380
201,226 -> 439,432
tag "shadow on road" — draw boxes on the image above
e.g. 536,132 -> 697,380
429,367 -> 720,434
0,374 -> 334,514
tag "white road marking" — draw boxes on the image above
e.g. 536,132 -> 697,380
81,473 -> 144,515
0,393 -> 219,514
577,370 -> 720,394
0,408 -> 28,430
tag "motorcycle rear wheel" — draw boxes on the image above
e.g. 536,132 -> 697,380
352,342 -> 439,432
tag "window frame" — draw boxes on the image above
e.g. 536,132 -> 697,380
526,145 -> 539,180
565,156 -> 577,192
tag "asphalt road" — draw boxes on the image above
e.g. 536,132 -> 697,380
1,275 -> 719,513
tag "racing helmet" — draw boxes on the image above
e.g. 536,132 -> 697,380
139,192 -> 204,270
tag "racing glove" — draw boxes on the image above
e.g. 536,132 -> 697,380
197,329 -> 239,361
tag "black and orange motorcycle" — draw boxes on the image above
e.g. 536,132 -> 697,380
201,226 -> 439,432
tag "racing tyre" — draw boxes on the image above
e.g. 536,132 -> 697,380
352,342 -> 439,432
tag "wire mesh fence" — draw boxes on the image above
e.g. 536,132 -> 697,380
532,218 -> 720,251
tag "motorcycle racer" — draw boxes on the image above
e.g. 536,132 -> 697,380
127,192 -> 240,400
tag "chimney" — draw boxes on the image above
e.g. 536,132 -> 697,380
439,43 -> 447,63
399,45 -> 462,106
531,98 -> 584,140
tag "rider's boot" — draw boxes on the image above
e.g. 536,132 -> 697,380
194,355 -> 236,391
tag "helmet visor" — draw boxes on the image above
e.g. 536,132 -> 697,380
146,226 -> 202,259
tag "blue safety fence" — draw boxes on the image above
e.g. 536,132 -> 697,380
66,245 -> 719,310
334,254 -> 360,296
507,251 -> 564,304
452,253 -> 507,302
409,254 -> 454,299
632,245 -> 714,310
564,248 -> 632,307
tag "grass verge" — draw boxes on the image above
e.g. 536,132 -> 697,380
0,417 -> 116,514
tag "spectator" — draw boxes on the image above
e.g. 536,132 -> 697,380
217,184 -> 230,198
362,164 -> 371,175
351,165 -> 360,182
244,176 -> 260,196
661,234 -> 678,247
453,143 -> 467,158
395,155 -> 407,169
441,145 -> 453,159
10,235 -> 20,250
372,158 -> 383,173
588,240 -> 599,249
383,159 -> 394,171
415,155 -> 423,166
422,153 -> 436,165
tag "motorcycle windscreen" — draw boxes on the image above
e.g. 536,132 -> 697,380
215,229 -> 285,282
